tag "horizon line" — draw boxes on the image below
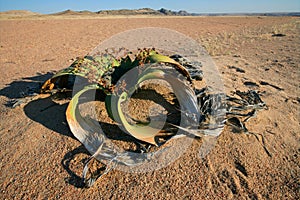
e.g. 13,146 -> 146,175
1,8 -> 300,15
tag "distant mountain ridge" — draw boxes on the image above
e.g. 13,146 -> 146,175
1,8 -> 299,17
96,8 -> 162,15
0,10 -> 40,16
53,9 -> 96,15
49,8 -> 300,17
51,8 -> 192,16
0,8 -> 196,16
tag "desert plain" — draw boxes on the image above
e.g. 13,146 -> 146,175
0,14 -> 299,199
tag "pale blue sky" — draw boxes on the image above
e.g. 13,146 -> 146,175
0,0 -> 299,14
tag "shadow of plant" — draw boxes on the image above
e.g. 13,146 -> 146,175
23,96 -> 73,137
0,72 -> 54,105
0,73 -> 71,138
61,145 -> 90,188
0,72 -> 182,187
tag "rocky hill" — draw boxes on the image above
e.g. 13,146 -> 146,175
1,8 -> 298,18
96,8 -> 163,15
158,8 -> 190,16
0,10 -> 41,16
52,9 -> 96,15
51,8 -> 191,16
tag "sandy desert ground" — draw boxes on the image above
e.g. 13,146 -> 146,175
0,16 -> 299,199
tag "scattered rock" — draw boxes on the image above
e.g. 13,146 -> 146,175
244,81 -> 259,87
228,65 -> 246,73
272,33 -> 286,37
259,81 -> 284,91
292,100 -> 298,104
291,97 -> 300,104
42,58 -> 55,62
